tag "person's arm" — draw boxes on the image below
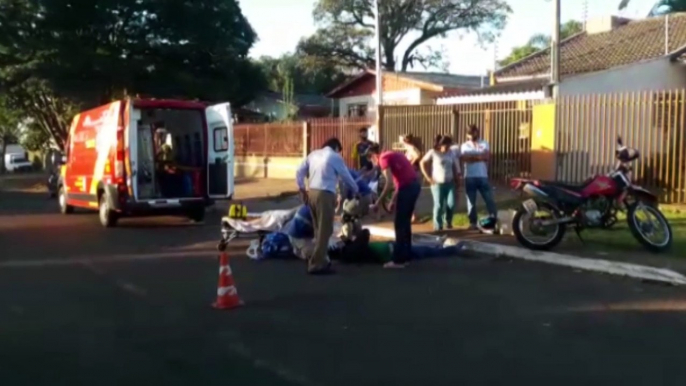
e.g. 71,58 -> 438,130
477,142 -> 490,161
375,168 -> 393,207
452,161 -> 461,188
419,150 -> 433,184
333,155 -> 358,195
295,157 -> 309,191
407,146 -> 421,165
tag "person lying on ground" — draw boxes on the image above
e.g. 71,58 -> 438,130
327,229 -> 466,265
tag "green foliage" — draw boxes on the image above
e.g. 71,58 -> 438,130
281,76 -> 299,120
257,53 -> 348,95
0,96 -> 21,173
621,0 -> 686,14
0,0 -> 265,150
21,121 -> 52,153
498,20 -> 583,67
298,0 -> 511,71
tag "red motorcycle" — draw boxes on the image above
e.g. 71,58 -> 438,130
509,136 -> 672,253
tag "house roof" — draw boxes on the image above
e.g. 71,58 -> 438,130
453,78 -> 550,97
259,91 -> 330,107
326,70 -> 483,98
496,13 -> 686,79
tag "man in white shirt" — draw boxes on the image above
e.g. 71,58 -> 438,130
460,125 -> 497,229
296,138 -> 358,275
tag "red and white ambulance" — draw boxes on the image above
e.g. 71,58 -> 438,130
58,99 -> 234,227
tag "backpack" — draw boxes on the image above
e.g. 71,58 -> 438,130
261,232 -> 294,259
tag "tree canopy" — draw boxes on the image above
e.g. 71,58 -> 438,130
256,53 -> 349,95
297,0 -> 511,72
0,0 -> 264,149
0,96 -> 21,173
498,20 -> 583,67
619,0 -> 686,15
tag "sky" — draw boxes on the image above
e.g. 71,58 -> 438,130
240,0 -> 656,76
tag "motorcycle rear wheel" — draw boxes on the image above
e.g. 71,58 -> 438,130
512,201 -> 567,251
627,203 -> 672,253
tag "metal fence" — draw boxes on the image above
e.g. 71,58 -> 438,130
234,123 -> 304,157
556,90 -> 686,203
379,102 -> 532,185
454,100 -> 533,184
308,117 -> 373,167
380,105 -> 455,152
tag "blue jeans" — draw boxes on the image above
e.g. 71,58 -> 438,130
430,182 -> 456,230
465,177 -> 497,225
393,181 -> 421,264
410,245 -> 464,259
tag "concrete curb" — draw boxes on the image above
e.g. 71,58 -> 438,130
363,225 -> 686,286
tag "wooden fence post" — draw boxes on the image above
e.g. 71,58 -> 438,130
302,121 -> 310,157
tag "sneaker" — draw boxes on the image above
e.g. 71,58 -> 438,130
383,261 -> 408,269
468,224 -> 479,230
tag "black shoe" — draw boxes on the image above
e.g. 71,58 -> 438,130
308,263 -> 335,275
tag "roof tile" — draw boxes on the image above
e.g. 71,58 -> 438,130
496,14 -> 686,78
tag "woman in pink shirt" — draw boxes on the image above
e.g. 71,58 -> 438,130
367,143 -> 421,268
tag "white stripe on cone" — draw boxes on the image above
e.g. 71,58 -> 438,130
217,285 -> 237,296
219,265 -> 232,275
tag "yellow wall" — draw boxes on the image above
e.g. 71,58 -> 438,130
530,102 -> 556,180
234,155 -> 302,179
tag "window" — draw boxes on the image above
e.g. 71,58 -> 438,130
213,126 -> 229,151
347,103 -> 368,117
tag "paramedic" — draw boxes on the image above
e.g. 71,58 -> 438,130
154,126 -> 177,196
296,137 -> 358,275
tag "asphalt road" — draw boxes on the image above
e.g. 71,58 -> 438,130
3,185 -> 686,385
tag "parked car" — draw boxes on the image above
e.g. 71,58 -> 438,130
4,153 -> 33,173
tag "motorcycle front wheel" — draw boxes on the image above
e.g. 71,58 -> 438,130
627,203 -> 672,253
512,201 -> 567,251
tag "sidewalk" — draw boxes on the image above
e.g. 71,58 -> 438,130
228,178 -> 686,275
369,219 -> 686,275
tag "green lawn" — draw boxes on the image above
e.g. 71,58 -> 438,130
449,201 -> 686,256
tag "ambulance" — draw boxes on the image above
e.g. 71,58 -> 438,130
58,99 -> 234,227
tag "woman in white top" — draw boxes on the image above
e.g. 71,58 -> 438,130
419,135 -> 461,231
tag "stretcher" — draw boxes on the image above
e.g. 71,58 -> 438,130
218,207 -> 345,253
219,208 -> 298,251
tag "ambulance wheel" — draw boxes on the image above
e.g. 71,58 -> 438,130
98,193 -> 118,227
187,207 -> 205,223
58,187 -> 74,214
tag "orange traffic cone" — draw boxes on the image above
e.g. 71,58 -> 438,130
212,252 -> 243,310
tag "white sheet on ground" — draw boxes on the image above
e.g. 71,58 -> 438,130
222,208 -> 298,233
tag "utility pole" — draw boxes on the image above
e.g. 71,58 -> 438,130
374,0 -> 383,123
550,0 -> 561,98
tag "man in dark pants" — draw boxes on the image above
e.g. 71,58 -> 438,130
366,143 -> 421,269
295,137 -> 358,275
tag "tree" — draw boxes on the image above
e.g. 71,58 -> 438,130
619,0 -> 686,15
257,53 -> 349,95
0,97 -> 21,173
0,0 -> 264,149
297,0 -> 511,72
498,20 -> 583,67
